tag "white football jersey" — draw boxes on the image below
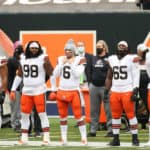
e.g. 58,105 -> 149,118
20,54 -> 47,95
108,54 -> 139,92
145,52 -> 150,89
53,55 -> 85,90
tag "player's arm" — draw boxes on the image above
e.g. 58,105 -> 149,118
131,59 -> 140,101
11,65 -> 23,92
10,65 -> 23,100
145,52 -> 150,77
105,65 -> 113,91
0,64 -> 8,91
0,64 -> 8,104
50,74 -> 57,91
103,63 -> 113,101
52,56 -> 66,77
103,64 -> 112,101
131,60 -> 140,89
71,57 -> 86,78
44,56 -> 53,77
49,56 -> 65,91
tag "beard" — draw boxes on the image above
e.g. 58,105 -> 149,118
30,52 -> 40,58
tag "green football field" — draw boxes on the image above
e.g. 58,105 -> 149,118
0,118 -> 150,150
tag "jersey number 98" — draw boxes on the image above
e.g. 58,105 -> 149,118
23,64 -> 38,78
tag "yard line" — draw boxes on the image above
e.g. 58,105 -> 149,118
0,141 -> 148,147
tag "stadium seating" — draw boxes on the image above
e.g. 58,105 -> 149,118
0,0 -> 140,13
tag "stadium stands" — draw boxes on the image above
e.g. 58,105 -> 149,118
0,0 -> 141,13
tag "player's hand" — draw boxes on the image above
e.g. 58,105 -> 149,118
79,58 -> 86,65
131,87 -> 140,102
9,91 -> 16,101
49,92 -> 57,101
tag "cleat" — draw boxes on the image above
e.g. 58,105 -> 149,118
16,140 -> 28,145
81,139 -> 88,146
109,134 -> 120,146
132,134 -> 140,146
132,138 -> 140,146
109,139 -> 120,146
109,137 -> 120,146
61,139 -> 67,146
41,141 -> 50,146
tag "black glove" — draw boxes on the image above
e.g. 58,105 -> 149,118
131,87 -> 140,102
0,91 -> 5,104
104,89 -> 109,101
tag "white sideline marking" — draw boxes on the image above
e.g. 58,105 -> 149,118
0,141 -> 148,147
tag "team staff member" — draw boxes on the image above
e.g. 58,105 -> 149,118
7,41 -> 23,132
104,41 -> 140,146
50,39 -> 87,145
87,40 -> 112,137
10,41 -> 53,145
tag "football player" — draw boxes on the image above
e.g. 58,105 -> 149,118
10,41 -> 53,145
136,43 -> 149,130
50,39 -> 87,145
104,41 -> 140,146
145,46 -> 150,145
0,56 -> 8,128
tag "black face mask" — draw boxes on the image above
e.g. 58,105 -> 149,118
14,46 -> 24,59
117,49 -> 128,59
96,48 -> 103,55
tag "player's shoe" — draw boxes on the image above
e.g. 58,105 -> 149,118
41,141 -> 50,146
61,139 -> 67,146
132,134 -> 140,146
81,139 -> 88,146
16,140 -> 28,145
109,138 -> 120,146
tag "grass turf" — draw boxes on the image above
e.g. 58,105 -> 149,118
0,118 -> 149,150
